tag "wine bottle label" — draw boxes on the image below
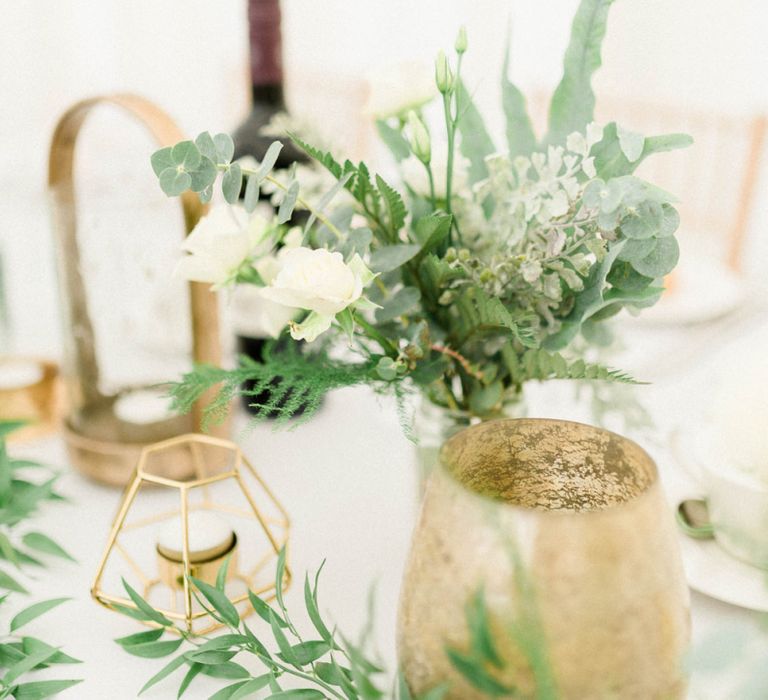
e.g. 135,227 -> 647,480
248,0 -> 283,86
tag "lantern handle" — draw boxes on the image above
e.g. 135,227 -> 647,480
48,93 -> 221,434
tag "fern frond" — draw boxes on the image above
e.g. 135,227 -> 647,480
375,174 -> 407,235
502,346 -> 642,385
169,347 -> 380,428
455,289 -> 537,348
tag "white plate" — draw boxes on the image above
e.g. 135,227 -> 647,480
678,532 -> 768,612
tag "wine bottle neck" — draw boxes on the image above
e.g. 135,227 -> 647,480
251,84 -> 285,109
248,0 -> 283,89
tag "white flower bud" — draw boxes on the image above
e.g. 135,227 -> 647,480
455,26 -> 468,54
435,50 -> 454,94
406,111 -> 431,164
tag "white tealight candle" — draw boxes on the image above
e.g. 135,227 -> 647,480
156,511 -> 235,564
0,359 -> 43,391
114,388 -> 175,425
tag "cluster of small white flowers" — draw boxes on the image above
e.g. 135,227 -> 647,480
450,123 -> 613,335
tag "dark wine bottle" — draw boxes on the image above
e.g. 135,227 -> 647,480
232,0 -> 306,167
232,0 -> 310,418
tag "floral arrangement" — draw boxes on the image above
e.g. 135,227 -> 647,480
155,0 -> 691,425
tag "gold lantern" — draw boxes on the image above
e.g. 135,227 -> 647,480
91,433 -> 290,635
48,94 -> 226,486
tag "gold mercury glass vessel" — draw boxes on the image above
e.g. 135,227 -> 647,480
398,418 -> 690,699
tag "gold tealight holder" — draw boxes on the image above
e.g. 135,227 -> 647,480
48,93 -> 227,487
0,356 -> 60,441
91,433 -> 290,635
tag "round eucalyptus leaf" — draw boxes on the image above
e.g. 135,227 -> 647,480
150,147 -> 174,177
607,261 -> 655,291
222,163 -> 243,204
658,204 -> 680,237
617,237 -> 657,264
620,201 -> 663,239
213,133 -> 235,164
188,156 -> 218,192
194,131 -> 218,161
159,168 -> 191,196
170,140 -> 201,170
631,236 -> 679,278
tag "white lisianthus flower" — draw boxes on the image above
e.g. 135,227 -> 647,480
401,151 -> 470,199
260,247 -> 375,342
176,205 -> 271,288
364,61 -> 436,119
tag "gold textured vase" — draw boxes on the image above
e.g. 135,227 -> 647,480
398,418 -> 690,699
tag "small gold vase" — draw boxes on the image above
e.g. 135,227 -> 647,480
398,418 -> 690,699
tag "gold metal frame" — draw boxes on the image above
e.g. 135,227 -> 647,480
91,433 -> 290,635
48,94 -> 226,487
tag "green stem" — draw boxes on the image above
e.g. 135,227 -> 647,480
248,647 -> 346,700
423,160 -> 437,211
353,313 -> 398,356
443,93 -> 455,234
216,163 -> 345,240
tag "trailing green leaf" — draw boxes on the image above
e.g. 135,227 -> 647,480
546,0 -> 615,144
455,80 -> 496,184
501,31 -> 536,157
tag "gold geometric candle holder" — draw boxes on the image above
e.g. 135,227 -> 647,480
91,433 -> 290,635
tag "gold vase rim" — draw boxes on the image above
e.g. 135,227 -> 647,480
439,417 -> 659,513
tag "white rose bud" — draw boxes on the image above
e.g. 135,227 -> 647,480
406,111 -> 431,164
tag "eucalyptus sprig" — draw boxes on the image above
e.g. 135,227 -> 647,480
0,422 -> 82,698
0,596 -> 82,700
115,549 -> 560,699
114,548 -> 388,700
0,422 -> 75,595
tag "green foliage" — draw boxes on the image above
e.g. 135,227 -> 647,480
453,288 -> 536,348
503,346 -> 640,386
370,245 -> 420,274
545,0 -> 615,144
0,424 -> 81,699
591,122 -> 693,179
454,80 -> 496,184
0,425 -> 75,595
146,5 -> 693,423
168,345 -> 381,428
375,120 -> 411,162
501,32 -> 536,157
375,287 -> 421,324
116,548 -> 387,700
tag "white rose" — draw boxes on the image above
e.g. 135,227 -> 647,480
261,247 -> 362,315
260,247 -> 374,342
176,204 -> 271,288
364,61 -> 436,119
401,151 -> 469,199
